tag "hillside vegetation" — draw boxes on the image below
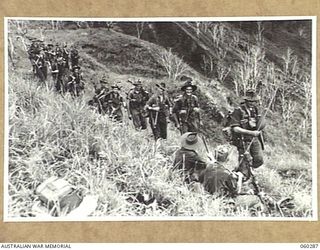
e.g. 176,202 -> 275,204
7,21 -> 313,218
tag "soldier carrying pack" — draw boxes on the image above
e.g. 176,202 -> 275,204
172,80 -> 201,134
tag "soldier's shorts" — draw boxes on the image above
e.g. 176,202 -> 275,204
131,108 -> 147,130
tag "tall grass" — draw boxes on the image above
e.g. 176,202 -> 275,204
8,73 -> 232,217
8,73 -> 313,218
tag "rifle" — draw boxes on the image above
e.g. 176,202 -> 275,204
199,134 -> 213,161
153,110 -> 159,129
258,133 -> 265,150
127,101 -> 133,120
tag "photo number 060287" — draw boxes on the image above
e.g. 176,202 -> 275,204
4,17 -> 317,221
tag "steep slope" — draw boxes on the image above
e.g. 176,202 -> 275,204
7,24 -> 313,218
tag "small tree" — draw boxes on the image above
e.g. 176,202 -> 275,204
260,62 -> 280,110
255,22 -> 265,47
151,47 -> 188,80
201,54 -> 214,77
136,22 -> 146,39
51,20 -> 62,30
106,22 -> 114,31
300,75 -> 312,138
232,42 -> 265,96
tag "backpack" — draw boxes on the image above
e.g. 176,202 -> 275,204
36,176 -> 83,216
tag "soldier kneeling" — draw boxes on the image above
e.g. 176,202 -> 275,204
199,146 -> 238,198
173,132 -> 237,197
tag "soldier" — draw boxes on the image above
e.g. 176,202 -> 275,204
88,77 -> 110,114
51,56 -> 67,93
70,46 -> 80,70
55,42 -> 63,57
46,43 -> 56,65
145,82 -> 172,140
34,47 -> 47,82
173,132 -> 238,196
173,132 -> 207,184
172,80 -> 201,134
199,145 -> 238,198
228,89 -> 265,192
27,40 -> 40,74
62,43 -> 70,69
50,58 -> 59,87
66,65 -> 85,97
106,84 -> 126,122
127,79 -> 149,130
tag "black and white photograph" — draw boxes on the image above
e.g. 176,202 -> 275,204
4,17 -> 317,221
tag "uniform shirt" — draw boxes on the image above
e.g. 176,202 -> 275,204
107,91 -> 124,109
128,89 -> 149,109
146,93 -> 171,115
229,104 -> 259,142
68,73 -> 84,87
172,94 -> 199,119
63,48 -> 69,58
173,147 -> 207,173
57,60 -> 66,79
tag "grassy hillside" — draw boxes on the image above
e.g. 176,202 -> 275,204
8,72 -> 312,218
7,24 -> 313,218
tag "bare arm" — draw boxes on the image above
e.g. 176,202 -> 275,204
233,126 -> 261,137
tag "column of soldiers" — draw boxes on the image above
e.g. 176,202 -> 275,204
26,39 -> 84,97
89,77 -> 203,141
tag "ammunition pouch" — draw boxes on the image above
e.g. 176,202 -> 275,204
179,110 -> 188,122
